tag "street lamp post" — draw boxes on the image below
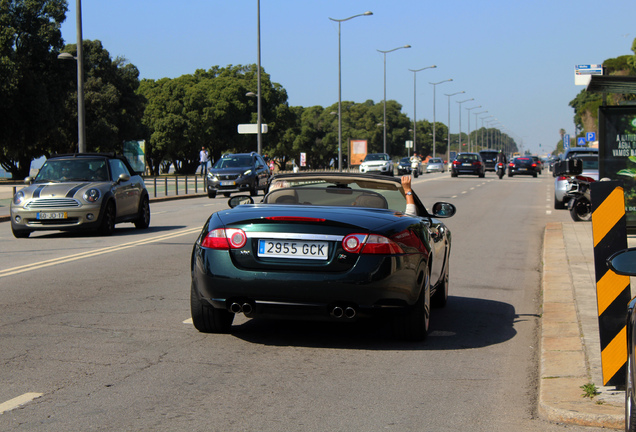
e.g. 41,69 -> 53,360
465,105 -> 481,152
377,44 -> 411,154
472,111 -> 488,151
444,91 -> 464,165
456,98 -> 473,154
429,79 -> 452,158
256,0 -> 262,155
57,0 -> 85,153
408,65 -> 436,156
480,115 -> 494,149
329,11 -> 373,171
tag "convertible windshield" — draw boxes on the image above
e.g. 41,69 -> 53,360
35,159 -> 109,182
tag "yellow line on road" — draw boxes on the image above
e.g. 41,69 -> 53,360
0,227 -> 201,278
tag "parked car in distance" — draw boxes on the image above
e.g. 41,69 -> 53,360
359,153 -> 394,176
190,172 -> 456,341
478,150 -> 499,172
206,152 -> 271,198
426,157 -> 445,173
508,156 -> 539,177
605,248 -> 636,432
10,153 -> 150,238
450,153 -> 485,177
397,157 -> 412,175
553,154 -> 598,209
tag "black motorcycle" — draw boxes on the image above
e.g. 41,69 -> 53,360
496,162 -> 505,179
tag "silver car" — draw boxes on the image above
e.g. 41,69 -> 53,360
359,153 -> 394,176
10,153 -> 150,238
426,158 -> 445,173
554,152 -> 598,209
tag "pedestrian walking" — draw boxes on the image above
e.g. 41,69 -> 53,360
199,147 -> 209,177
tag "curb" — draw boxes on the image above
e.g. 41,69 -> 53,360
539,222 -> 623,429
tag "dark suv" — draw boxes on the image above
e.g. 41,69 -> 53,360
206,152 -> 271,198
478,150 -> 499,172
450,153 -> 485,177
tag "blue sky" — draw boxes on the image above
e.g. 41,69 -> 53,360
60,0 -> 635,156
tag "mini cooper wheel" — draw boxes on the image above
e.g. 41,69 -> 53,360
393,267 -> 430,342
134,195 -> 150,229
98,201 -> 116,236
190,281 -> 233,333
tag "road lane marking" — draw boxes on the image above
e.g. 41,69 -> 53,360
0,393 -> 43,414
0,227 -> 201,278
183,318 -> 193,325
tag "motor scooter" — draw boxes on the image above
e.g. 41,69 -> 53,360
411,159 -> 420,178
565,175 -> 594,221
496,162 -> 505,179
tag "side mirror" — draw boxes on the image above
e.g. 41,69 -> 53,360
431,202 -> 456,218
24,177 -> 34,184
117,173 -> 131,183
607,248 -> 636,276
228,195 -> 254,208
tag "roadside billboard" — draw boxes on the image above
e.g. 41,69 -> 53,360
349,140 -> 368,166
123,140 -> 146,174
598,106 -> 636,231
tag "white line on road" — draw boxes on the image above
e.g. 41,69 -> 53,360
0,393 -> 43,414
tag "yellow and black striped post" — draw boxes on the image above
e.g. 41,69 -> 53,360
591,180 -> 630,386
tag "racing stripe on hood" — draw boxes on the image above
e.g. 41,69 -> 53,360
32,185 -> 46,198
66,183 -> 89,198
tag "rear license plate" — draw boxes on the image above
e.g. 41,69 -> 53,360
220,180 -> 235,186
36,212 -> 67,220
462,163 -> 472,166
519,168 -> 527,171
258,239 -> 328,260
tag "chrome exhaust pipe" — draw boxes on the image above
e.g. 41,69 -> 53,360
344,307 -> 356,319
242,302 -> 253,315
229,302 -> 243,314
331,306 -> 344,318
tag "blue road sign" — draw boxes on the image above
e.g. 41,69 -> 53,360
577,137 -> 586,146
586,132 -> 596,142
564,134 -> 570,149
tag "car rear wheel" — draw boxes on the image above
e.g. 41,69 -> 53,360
98,201 -> 116,236
134,195 -> 150,229
190,281 -> 233,333
392,267 -> 430,342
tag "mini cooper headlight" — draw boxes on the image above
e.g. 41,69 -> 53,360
13,191 -> 25,205
84,188 -> 101,203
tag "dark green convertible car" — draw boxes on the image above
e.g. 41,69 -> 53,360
190,173 -> 455,341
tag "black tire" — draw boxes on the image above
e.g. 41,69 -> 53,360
207,190 -> 217,199
250,182 -> 258,196
533,172 -> 538,178
223,193 -> 231,197
393,267 -> 430,342
479,172 -> 485,178
569,198 -> 592,222
451,172 -> 457,178
508,172 -> 513,177
498,172 -> 504,179
554,196 -> 566,210
11,225 -> 31,238
190,281 -> 233,333
134,195 -> 150,229
627,356 -> 636,432
431,262 -> 449,308
98,201 -> 116,236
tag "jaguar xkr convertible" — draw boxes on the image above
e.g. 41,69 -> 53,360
190,172 -> 455,341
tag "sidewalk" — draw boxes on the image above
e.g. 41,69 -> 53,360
540,221 -> 628,428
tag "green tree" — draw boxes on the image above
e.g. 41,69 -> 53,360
0,0 -> 68,179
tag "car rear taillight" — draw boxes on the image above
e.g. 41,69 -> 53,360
342,233 -> 404,255
452,160 -> 461,166
557,175 -> 569,181
474,161 -> 483,166
532,163 -> 537,167
201,228 -> 247,249
576,175 -> 596,183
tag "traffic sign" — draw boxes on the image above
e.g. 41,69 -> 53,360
577,137 -> 586,146
563,134 -> 570,150
586,132 -> 596,142
238,124 -> 268,134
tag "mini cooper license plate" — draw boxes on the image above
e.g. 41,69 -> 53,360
36,212 -> 67,220
258,239 -> 328,260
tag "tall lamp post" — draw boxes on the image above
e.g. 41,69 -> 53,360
465,105 -> 481,152
456,98 -> 473,154
472,110 -> 488,151
480,115 -> 494,149
377,44 -> 411,154
429,79 -> 452,158
444,91 -> 464,164
408,65 -> 436,156
57,0 -> 85,153
329,11 -> 373,171
256,0 -> 262,155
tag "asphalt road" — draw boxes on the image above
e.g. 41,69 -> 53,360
0,171 -> 612,431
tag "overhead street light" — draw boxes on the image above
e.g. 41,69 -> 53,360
472,110 -> 488,152
444,91 -> 464,165
456,98 -> 473,154
377,44 -> 411,154
429,78 -> 452,158
57,0 -> 85,153
329,11 -> 373,171
465,105 -> 482,152
408,65 -> 436,156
